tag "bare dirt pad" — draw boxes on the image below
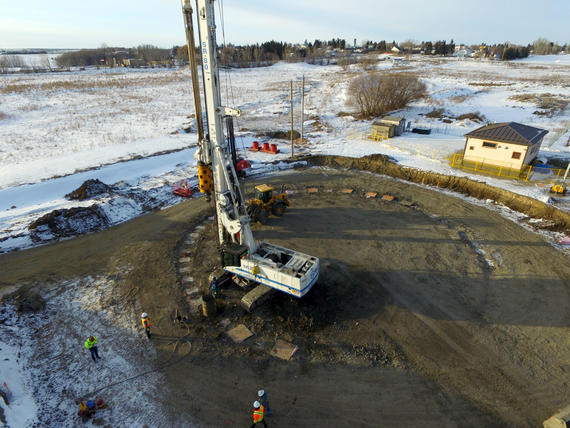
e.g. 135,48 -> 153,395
1,166 -> 569,427
307,154 -> 570,233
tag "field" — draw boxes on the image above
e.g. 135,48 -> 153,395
0,55 -> 569,427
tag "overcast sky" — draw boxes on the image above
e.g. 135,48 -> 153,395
1,0 -> 569,49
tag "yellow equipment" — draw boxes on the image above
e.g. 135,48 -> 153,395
198,163 -> 213,195
550,183 -> 566,194
550,163 -> 569,195
246,184 -> 290,224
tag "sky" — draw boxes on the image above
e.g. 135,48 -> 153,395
1,0 -> 569,50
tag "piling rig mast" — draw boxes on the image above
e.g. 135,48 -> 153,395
182,0 -> 319,297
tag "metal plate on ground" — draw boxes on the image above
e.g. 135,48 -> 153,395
270,339 -> 299,360
227,324 -> 253,343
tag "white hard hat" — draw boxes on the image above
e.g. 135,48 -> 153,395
141,312 -> 148,318
258,390 -> 265,397
253,401 -> 260,409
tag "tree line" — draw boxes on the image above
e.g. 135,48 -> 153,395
56,45 -> 175,68
15,36 -> 570,72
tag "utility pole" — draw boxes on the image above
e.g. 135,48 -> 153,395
300,75 -> 305,144
290,80 -> 294,159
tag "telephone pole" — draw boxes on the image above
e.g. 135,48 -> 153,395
300,75 -> 305,144
290,80 -> 294,159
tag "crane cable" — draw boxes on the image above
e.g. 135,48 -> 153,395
217,0 -> 251,165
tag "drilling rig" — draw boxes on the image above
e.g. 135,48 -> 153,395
181,0 -> 319,298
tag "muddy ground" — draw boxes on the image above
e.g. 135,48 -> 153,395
1,164 -> 569,427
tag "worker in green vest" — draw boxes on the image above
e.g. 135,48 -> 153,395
84,336 -> 101,362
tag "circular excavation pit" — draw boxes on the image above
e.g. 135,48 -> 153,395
2,162 -> 568,427
167,166 -> 570,427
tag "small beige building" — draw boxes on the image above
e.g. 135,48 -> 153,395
380,116 -> 406,135
371,122 -> 395,139
463,122 -> 548,171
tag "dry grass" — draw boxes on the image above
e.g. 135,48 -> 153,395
509,93 -> 569,117
0,71 -> 187,94
423,109 -> 485,123
18,104 -> 42,112
425,108 -> 446,119
0,111 -> 7,120
457,112 -> 485,122
468,82 -> 514,87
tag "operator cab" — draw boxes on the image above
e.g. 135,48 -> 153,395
254,184 -> 274,203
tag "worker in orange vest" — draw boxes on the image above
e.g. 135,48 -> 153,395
141,312 -> 151,339
250,400 -> 267,427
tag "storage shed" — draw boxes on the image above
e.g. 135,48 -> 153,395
380,116 -> 406,136
371,122 -> 395,139
463,122 -> 548,172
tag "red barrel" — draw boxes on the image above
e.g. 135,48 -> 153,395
251,141 -> 260,150
270,144 -> 278,153
262,142 -> 270,151
236,159 -> 250,171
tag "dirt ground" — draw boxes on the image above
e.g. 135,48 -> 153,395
1,164 -> 569,427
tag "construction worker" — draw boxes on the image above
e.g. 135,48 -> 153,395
258,389 -> 271,416
209,275 -> 219,298
84,336 -> 101,362
250,400 -> 267,428
77,400 -> 88,420
141,312 -> 151,339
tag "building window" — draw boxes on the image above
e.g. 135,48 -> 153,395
512,152 -> 521,159
469,146 -> 474,150
482,142 -> 497,148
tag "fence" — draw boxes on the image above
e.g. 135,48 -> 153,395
450,154 -> 569,182
346,131 -> 455,161
346,131 -> 568,183
450,153 -> 532,181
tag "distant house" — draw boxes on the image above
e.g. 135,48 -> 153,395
391,45 -> 401,54
463,122 -> 548,171
380,116 -> 406,136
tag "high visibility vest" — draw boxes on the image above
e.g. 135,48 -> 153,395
142,317 -> 150,328
253,404 -> 264,422
79,401 -> 87,412
84,337 -> 97,349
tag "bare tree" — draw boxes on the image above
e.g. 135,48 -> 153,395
400,39 -> 418,53
348,72 -> 426,118
532,38 -> 560,55
0,55 -> 25,73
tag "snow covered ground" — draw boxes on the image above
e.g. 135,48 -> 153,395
1,278 -> 184,427
1,54 -> 569,426
1,56 -> 569,255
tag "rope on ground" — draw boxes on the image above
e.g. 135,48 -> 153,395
119,286 -> 139,311
81,334 -> 192,398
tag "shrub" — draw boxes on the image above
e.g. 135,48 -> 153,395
425,108 -> 445,119
348,73 -> 426,118
457,112 -> 485,122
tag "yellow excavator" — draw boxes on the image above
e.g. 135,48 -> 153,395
246,184 -> 290,224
